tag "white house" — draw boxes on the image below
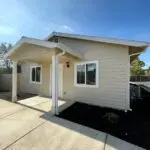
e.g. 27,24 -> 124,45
5,32 -> 150,115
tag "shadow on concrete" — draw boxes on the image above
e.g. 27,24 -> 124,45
0,92 -> 37,102
12,98 -> 143,150
40,111 -> 106,147
14,99 -> 107,148
17,93 -> 38,101
16,101 -> 48,113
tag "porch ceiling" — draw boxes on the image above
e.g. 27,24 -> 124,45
8,43 -> 56,63
5,37 -> 84,63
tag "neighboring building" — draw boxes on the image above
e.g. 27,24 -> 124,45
5,32 -> 150,114
144,68 -> 150,76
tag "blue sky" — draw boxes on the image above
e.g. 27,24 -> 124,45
0,0 -> 150,67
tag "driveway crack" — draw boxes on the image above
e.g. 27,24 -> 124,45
2,121 -> 47,150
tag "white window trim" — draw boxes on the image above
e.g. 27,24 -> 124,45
74,60 -> 99,88
30,65 -> 42,84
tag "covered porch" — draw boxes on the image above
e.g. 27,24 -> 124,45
5,37 -> 83,115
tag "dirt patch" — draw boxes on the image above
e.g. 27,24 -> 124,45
58,99 -> 150,149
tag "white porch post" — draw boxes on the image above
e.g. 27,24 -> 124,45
12,61 -> 17,102
51,55 -> 59,115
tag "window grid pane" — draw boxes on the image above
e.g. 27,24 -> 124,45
32,68 -> 35,82
77,64 -> 85,84
86,63 -> 96,85
31,66 -> 41,83
36,67 -> 41,82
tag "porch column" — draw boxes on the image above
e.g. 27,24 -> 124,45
51,55 -> 59,115
12,61 -> 17,102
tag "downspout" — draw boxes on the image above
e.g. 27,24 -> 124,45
129,52 -> 142,100
55,32 -> 66,56
129,52 -> 143,57
56,51 -> 66,57
128,47 -> 148,111
129,52 -> 142,101
127,51 -> 142,112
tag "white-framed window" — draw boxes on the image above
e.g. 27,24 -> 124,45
30,65 -> 42,84
74,60 -> 99,88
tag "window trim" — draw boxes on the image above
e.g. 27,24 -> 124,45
30,65 -> 42,84
74,60 -> 99,88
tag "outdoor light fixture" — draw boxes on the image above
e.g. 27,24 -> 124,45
66,61 -> 70,68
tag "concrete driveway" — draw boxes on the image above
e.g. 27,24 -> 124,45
0,96 -> 145,150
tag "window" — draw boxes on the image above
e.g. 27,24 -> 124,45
30,65 -> 42,84
17,64 -> 22,73
74,61 -> 99,88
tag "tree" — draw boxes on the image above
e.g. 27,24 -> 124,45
131,58 -> 145,76
0,43 -> 12,73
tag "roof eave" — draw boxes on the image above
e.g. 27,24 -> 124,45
45,32 -> 150,48
5,37 -> 84,60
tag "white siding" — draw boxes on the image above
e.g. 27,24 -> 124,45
19,63 -> 40,94
19,62 -> 51,97
18,37 -> 130,111
59,37 -> 130,110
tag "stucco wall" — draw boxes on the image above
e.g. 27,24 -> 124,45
59,37 -> 130,110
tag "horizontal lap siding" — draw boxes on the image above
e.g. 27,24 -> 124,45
19,62 -> 51,96
60,37 -> 130,110
19,63 -> 40,94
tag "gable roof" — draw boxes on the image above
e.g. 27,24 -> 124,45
5,37 -> 84,59
46,32 -> 150,48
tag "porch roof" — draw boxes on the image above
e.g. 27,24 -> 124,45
5,37 -> 84,60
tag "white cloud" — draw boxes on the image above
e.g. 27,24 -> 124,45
0,0 -> 75,42
57,25 -> 74,33
44,24 -> 74,34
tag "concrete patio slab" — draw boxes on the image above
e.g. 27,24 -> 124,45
0,105 -> 49,149
0,95 -> 146,150
0,118 -> 46,149
5,117 -> 106,150
0,96 -> 71,149
105,135 -> 145,150
18,96 -> 50,107
17,96 -> 66,113
0,99 -> 25,119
